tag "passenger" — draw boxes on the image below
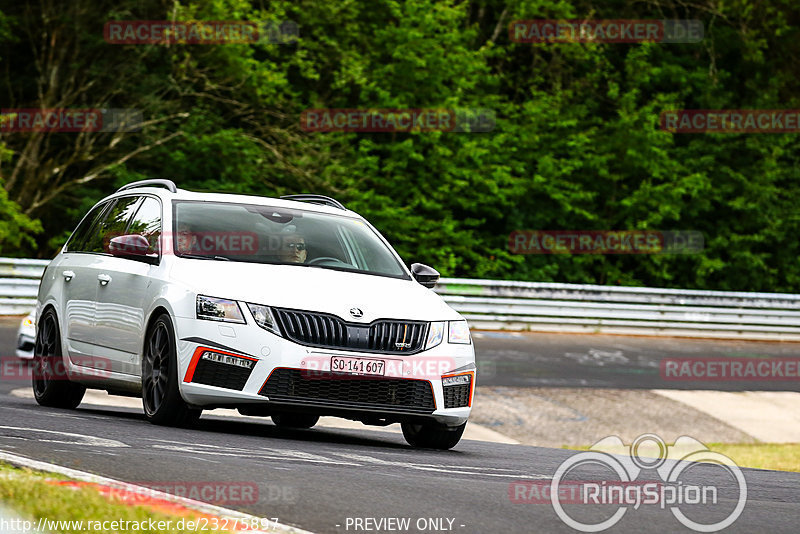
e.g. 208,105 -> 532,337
176,223 -> 196,255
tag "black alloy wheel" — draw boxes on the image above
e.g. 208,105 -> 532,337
32,308 -> 85,408
142,313 -> 201,426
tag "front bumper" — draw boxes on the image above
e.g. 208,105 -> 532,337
173,316 -> 476,426
15,333 -> 35,359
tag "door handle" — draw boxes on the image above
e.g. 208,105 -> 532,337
62,270 -> 75,282
97,274 -> 112,286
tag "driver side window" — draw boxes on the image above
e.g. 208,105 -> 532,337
65,201 -> 111,253
127,197 -> 162,255
84,196 -> 142,254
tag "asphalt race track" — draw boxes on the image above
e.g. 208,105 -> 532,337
472,331 -> 800,391
1,323 -> 800,533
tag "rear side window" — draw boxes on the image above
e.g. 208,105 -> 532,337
65,201 -> 111,253
84,196 -> 142,253
127,197 -> 162,254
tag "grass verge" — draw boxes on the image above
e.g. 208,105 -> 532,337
0,462 -> 225,533
563,442 -> 800,472
705,443 -> 800,472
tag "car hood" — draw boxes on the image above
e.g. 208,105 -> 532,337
169,260 -> 461,323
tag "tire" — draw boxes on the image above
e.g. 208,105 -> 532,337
271,413 -> 319,429
401,421 -> 467,450
142,313 -> 201,427
32,308 -> 85,409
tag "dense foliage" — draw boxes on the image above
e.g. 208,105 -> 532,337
0,0 -> 798,291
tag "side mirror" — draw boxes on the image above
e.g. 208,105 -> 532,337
410,263 -> 439,289
109,235 -> 158,263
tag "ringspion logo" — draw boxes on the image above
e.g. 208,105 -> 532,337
510,480 -> 662,504
536,434 -> 746,532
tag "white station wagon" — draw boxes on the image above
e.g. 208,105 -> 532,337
33,180 -> 476,449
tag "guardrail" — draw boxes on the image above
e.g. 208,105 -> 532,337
0,258 -> 48,315
436,278 -> 800,341
2,258 -> 799,340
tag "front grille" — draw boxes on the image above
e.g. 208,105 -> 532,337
274,309 -> 347,347
260,368 -> 435,413
367,321 -> 426,352
273,308 -> 428,355
443,383 -> 471,408
191,359 -> 253,390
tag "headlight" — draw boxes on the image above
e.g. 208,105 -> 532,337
448,320 -> 471,344
425,321 -> 444,349
247,303 -> 281,336
196,295 -> 245,323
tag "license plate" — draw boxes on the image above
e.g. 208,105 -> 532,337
330,356 -> 386,376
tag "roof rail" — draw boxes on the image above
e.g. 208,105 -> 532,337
117,179 -> 177,193
280,194 -> 346,211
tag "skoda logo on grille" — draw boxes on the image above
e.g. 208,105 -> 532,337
349,308 -> 363,318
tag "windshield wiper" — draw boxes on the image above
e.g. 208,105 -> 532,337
178,254 -> 231,261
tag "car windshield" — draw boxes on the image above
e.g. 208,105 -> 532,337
172,200 -> 409,279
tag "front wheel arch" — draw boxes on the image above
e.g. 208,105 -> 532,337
140,306 -> 176,388
141,312 -> 200,426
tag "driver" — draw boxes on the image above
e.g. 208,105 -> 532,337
279,229 -> 307,264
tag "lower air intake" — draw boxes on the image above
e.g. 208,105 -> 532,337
260,368 -> 435,414
443,382 -> 471,409
191,359 -> 252,391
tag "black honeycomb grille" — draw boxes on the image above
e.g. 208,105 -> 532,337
260,368 -> 435,413
191,359 -> 253,391
443,383 -> 471,409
